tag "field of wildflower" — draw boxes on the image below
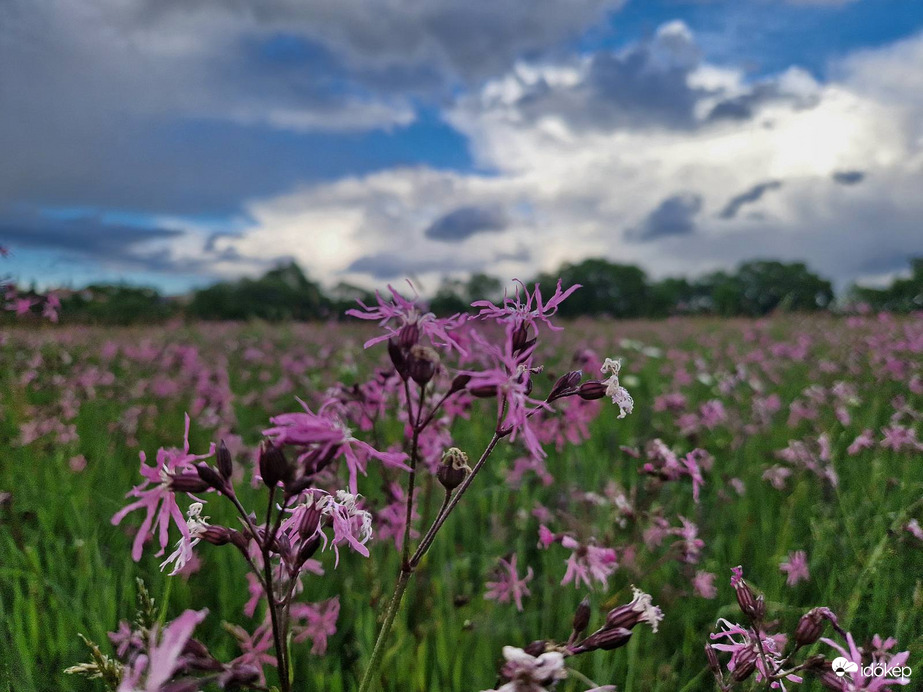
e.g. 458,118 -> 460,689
1,287 -> 921,691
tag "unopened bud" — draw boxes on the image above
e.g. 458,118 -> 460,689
258,441 -> 291,488
195,463 -> 226,493
469,384 -> 498,398
201,526 -> 234,546
548,370 -> 583,402
437,447 -> 471,491
730,648 -> 758,682
216,440 -> 233,480
169,471 -> 211,494
733,577 -> 763,623
794,608 -> 825,647
388,337 -> 410,380
705,644 -> 721,677
297,534 -> 322,564
571,626 -> 632,654
449,373 -> 472,393
523,640 -> 547,657
408,345 -> 439,386
399,322 -> 419,349
511,323 -> 537,355
577,381 -> 607,400
572,596 -> 591,638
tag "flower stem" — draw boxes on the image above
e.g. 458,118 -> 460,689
357,569 -> 413,692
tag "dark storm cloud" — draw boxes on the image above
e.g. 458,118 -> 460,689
706,81 -> 820,123
510,24 -> 706,130
0,211 -> 182,259
631,193 -> 703,241
832,170 -> 866,185
424,205 -> 507,242
346,252 -> 476,279
718,180 -> 783,219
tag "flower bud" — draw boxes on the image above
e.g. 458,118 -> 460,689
449,373 -> 472,393
523,640 -> 547,657
408,345 -> 439,386
437,447 -> 471,491
399,322 -> 419,349
572,596 -> 591,638
794,608 -> 824,647
511,323 -> 537,355
258,440 -> 291,488
548,370 -> 583,402
730,648 -> 758,682
297,534 -> 322,564
169,471 -> 211,494
388,337 -> 410,380
195,463 -> 226,493
216,440 -> 233,480
200,526 -> 234,546
577,381 -> 607,400
705,644 -> 721,677
732,573 -> 763,623
571,626 -> 632,654
469,384 -> 498,398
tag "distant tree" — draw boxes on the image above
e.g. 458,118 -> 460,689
733,260 -> 833,315
60,285 -> 177,325
534,258 -> 650,318
850,257 -> 923,312
188,262 -> 329,321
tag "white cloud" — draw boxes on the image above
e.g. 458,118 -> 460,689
172,27 -> 923,289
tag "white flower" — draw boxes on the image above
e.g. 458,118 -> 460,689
601,358 -> 634,419
628,586 -> 664,633
160,503 -> 209,575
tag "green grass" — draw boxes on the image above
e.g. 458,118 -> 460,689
1,316 -> 921,690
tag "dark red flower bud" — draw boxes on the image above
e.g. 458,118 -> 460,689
216,440 -> 233,480
571,626 -> 632,654
258,441 -> 291,488
297,534 -> 322,564
449,373 -> 472,393
399,322 -> 419,349
388,337 -> 410,380
571,596 -> 592,638
547,370 -> 583,402
469,384 -> 498,398
195,463 -> 226,493
523,640 -> 547,657
577,381 -> 607,400
200,526 -> 234,546
408,344 -> 439,386
169,471 -> 210,494
437,448 -> 471,491
733,577 -> 763,623
705,644 -> 721,677
730,648 -> 758,682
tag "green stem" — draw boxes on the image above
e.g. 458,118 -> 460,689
357,570 -> 413,692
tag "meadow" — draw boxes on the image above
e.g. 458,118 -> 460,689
1,307 -> 921,691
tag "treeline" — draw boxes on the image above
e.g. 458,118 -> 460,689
36,256 -> 923,325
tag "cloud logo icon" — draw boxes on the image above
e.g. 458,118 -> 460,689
832,657 -> 859,677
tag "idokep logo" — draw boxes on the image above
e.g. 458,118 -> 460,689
831,656 -> 913,681
832,657 -> 858,677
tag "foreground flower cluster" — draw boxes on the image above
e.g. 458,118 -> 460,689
68,279 -> 654,691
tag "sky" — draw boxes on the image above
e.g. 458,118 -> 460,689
2,0 -> 923,295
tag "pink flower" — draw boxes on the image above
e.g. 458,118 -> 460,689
265,398 -> 408,493
117,609 -> 207,692
485,554 -> 534,611
537,524 -> 556,549
693,570 -> 717,599
346,282 -> 468,352
226,621 -> 276,686
111,415 -> 213,560
472,278 -> 580,333
291,597 -> 340,654
560,536 -> 618,590
779,550 -> 810,586
848,429 -> 875,455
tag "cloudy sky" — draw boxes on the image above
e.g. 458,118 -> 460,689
2,0 -> 923,294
